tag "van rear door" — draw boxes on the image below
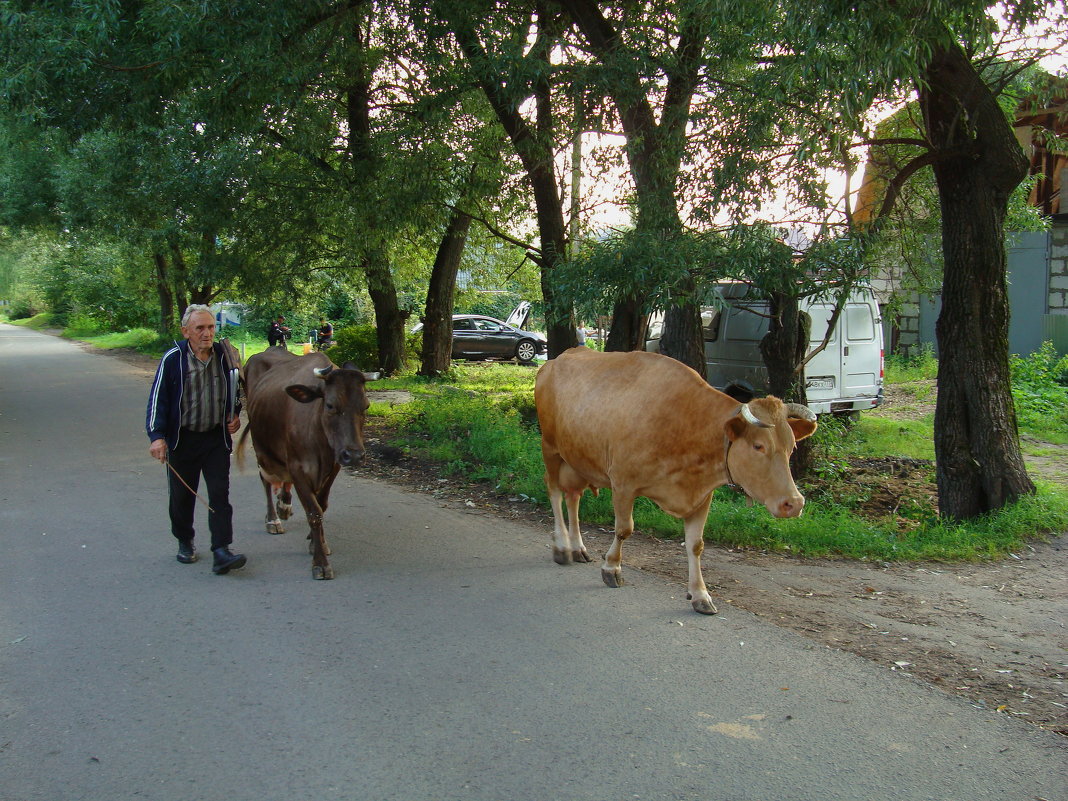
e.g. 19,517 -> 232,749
803,291 -> 882,412
803,303 -> 842,410
841,295 -> 882,404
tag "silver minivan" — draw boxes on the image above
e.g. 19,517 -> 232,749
647,283 -> 884,415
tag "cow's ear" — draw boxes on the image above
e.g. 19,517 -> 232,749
286,384 -> 323,403
724,416 -> 746,442
788,417 -> 818,442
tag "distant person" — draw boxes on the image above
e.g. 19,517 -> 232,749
316,317 -> 334,351
146,304 -> 247,575
267,315 -> 290,347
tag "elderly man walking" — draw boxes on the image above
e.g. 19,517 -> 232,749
146,304 -> 247,574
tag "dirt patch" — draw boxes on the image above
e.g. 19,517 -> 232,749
104,344 -> 1068,732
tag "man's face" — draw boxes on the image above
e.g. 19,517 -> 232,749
182,311 -> 216,356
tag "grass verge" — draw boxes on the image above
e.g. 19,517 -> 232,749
372,363 -> 1068,562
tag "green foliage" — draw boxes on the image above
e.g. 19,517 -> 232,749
884,343 -> 939,382
847,415 -> 936,460
329,324 -> 422,372
328,325 -> 380,370
1010,342 -> 1068,442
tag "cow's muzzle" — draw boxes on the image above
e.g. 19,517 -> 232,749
770,494 -> 805,519
338,448 -> 365,468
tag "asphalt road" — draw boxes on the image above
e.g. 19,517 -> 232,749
1,323 -> 1065,801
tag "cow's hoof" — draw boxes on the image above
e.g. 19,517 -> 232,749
312,565 -> 335,580
573,548 -> 592,564
552,547 -> 571,565
276,503 -> 293,520
601,567 -> 624,588
687,593 -> 718,615
266,520 -> 285,535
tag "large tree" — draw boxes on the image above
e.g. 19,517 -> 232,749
763,0 -> 1066,517
562,0 -> 722,371
430,0 -> 582,358
920,41 -> 1037,516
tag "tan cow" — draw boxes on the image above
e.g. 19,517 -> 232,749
534,346 -> 817,614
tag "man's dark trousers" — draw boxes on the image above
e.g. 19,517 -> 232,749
167,428 -> 234,550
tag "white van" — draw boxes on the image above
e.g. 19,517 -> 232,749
646,283 -> 884,415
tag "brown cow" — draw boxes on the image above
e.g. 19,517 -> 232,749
534,346 -> 817,614
238,349 -> 378,579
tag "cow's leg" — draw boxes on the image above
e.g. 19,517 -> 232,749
546,476 -> 591,565
601,491 -> 635,588
311,467 -> 339,558
683,497 -> 717,615
275,482 -> 293,520
563,489 -> 591,563
547,482 -> 571,564
292,470 -> 335,579
543,451 -> 574,565
261,473 -> 285,534
544,459 -> 591,565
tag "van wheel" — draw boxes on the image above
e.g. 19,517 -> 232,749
516,340 -> 537,363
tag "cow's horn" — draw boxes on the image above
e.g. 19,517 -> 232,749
785,403 -> 817,422
740,403 -> 772,428
313,366 -> 333,379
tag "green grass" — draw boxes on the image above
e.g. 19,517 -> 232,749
6,312 -> 57,330
372,360 -> 1068,562
829,415 -> 935,461
77,327 -> 162,351
884,344 -> 938,383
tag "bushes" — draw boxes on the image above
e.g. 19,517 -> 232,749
329,324 -> 422,372
1010,342 -> 1068,440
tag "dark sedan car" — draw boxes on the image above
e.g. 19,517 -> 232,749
412,302 -> 547,364
448,314 -> 547,363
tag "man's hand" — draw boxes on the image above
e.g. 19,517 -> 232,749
227,416 -> 241,435
149,438 -> 168,463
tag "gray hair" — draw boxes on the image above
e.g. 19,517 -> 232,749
181,304 -> 214,327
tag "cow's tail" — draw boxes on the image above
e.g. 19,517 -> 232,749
235,425 -> 252,472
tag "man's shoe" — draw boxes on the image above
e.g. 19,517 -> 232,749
176,541 -> 198,564
212,547 -> 247,575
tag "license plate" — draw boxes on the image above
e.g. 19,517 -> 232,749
806,377 -> 834,390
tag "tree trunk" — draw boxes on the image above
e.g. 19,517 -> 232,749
658,275 -> 706,374
444,3 -> 577,359
564,0 -> 706,366
365,250 -> 407,375
606,294 -> 646,351
152,250 -> 175,335
419,207 -> 471,377
761,293 -> 813,474
920,43 -> 1035,519
169,240 -> 189,321
761,292 -> 809,404
344,20 -> 408,376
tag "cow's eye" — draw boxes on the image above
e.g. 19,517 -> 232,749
753,442 -> 765,452
325,402 -> 335,412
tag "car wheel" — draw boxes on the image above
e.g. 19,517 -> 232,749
515,339 -> 537,363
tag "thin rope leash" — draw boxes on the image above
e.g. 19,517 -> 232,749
164,458 -> 215,513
